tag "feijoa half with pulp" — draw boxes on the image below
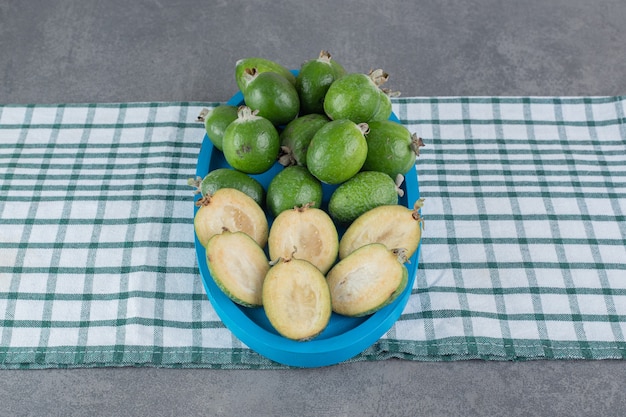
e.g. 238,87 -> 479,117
268,203 -> 338,274
262,257 -> 332,341
339,198 -> 424,259
194,188 -> 268,248
206,230 -> 270,308
326,243 -> 409,317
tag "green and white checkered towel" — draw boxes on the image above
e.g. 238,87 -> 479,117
1,97 -> 625,369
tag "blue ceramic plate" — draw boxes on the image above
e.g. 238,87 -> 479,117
194,75 -> 421,367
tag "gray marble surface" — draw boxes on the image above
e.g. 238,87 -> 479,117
1,1 -> 625,416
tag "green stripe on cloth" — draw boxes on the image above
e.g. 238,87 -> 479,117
1,98 -> 625,369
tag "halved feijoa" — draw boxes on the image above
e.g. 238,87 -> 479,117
326,243 -> 409,317
194,188 -> 268,248
262,257 -> 332,341
206,230 -> 270,308
268,204 -> 338,274
339,198 -> 424,259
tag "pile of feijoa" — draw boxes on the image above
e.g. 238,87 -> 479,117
191,51 -> 425,341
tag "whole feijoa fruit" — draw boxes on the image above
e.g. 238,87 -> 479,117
197,105 -> 238,151
278,113 -> 330,167
328,171 -> 403,224
188,168 -> 265,207
296,50 -> 346,115
268,203 -> 338,274
193,188 -> 269,248
306,119 -> 369,184
362,120 -> 425,178
339,198 -> 424,259
222,106 -> 280,174
241,68 -> 300,126
262,257 -> 332,341
206,230 -> 270,308
235,57 -> 296,93
323,69 -> 389,123
266,166 -> 323,217
326,243 -> 409,317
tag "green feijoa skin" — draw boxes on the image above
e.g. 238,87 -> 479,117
266,166 -> 323,217
362,120 -> 425,177
369,88 -> 398,122
278,113 -> 330,167
242,69 -> 300,126
296,50 -> 346,115
306,119 -> 369,185
188,168 -> 265,207
197,105 -> 238,151
323,69 -> 389,123
222,106 -> 280,174
328,171 -> 403,224
235,57 -> 296,93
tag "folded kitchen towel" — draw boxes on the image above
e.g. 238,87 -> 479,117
0,97 -> 625,369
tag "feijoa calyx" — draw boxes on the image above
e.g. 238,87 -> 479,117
222,106 -> 280,174
194,188 -> 269,248
268,203 -> 338,274
339,198 -> 425,259
327,243 -> 409,317
206,229 -> 270,308
328,171 -> 404,224
262,257 -> 332,341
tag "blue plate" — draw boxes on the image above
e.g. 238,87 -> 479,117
194,75 -> 422,367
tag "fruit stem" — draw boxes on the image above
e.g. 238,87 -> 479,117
357,122 -> 370,135
187,176 -> 203,195
197,108 -> 209,122
318,50 -> 332,63
368,69 -> 389,87
410,134 -> 425,157
381,88 -> 401,98
391,248 -> 409,264
394,174 -> 405,197
195,194 -> 212,207
412,198 -> 425,228
278,146 -> 297,167
237,105 -> 260,120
